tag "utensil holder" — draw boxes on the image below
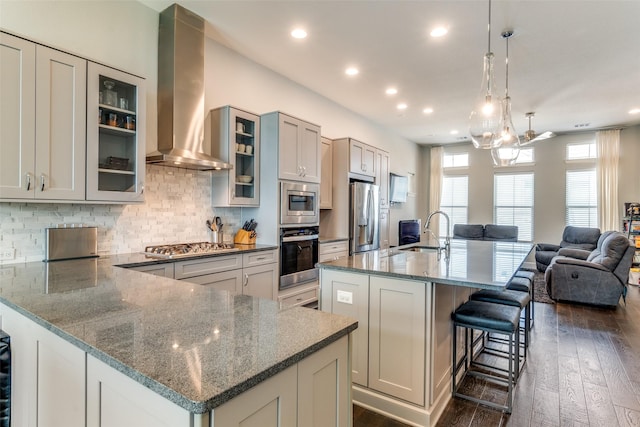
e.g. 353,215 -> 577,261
210,231 -> 223,244
234,230 -> 256,245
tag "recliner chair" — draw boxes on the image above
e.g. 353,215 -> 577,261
544,231 -> 633,307
535,226 -> 601,272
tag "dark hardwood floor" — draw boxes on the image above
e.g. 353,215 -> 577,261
354,285 -> 640,427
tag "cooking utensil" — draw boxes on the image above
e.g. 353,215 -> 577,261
215,217 -> 223,232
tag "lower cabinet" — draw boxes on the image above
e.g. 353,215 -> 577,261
243,263 -> 278,300
320,270 -> 428,407
213,335 -> 350,426
128,263 -> 174,278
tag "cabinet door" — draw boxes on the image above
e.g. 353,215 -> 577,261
1,303 -> 85,427
278,114 -> 302,181
127,263 -> 174,278
320,137 -> 333,209
298,335 -> 351,427
87,355 -> 191,427
320,270 -> 369,386
0,33 -> 36,199
86,62 -> 146,202
376,149 -> 390,208
243,263 -> 278,300
213,364 -> 297,427
379,209 -> 390,250
299,121 -> 321,183
231,108 -> 260,205
349,139 -> 376,177
35,45 -> 86,200
181,269 -> 243,295
369,276 -> 426,405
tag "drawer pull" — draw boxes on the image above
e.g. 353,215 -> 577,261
256,256 -> 266,261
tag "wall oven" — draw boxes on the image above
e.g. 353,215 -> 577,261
280,226 -> 319,291
280,181 -> 319,227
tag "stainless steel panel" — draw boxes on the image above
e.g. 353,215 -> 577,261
45,227 -> 97,261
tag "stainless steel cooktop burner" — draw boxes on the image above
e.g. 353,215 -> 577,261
144,242 -> 239,259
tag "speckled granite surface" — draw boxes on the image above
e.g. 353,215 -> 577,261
0,254 -> 357,414
318,239 -> 534,290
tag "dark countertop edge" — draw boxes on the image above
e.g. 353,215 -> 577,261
318,236 -> 349,244
111,244 -> 278,268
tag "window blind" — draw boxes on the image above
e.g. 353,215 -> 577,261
494,173 -> 534,241
566,169 -> 597,227
439,175 -> 468,237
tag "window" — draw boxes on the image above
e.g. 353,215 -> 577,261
566,142 -> 596,160
439,175 -> 468,237
494,173 -> 534,241
514,147 -> 534,164
566,169 -> 597,227
443,153 -> 469,168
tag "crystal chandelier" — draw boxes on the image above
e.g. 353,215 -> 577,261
469,0 -> 502,149
491,30 -> 520,166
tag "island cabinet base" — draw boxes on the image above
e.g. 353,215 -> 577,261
320,270 -> 472,427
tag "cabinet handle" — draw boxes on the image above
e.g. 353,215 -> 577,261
257,257 -> 266,261
40,174 -> 45,191
25,173 -> 32,191
244,273 -> 249,286
140,183 -> 144,194
302,166 -> 306,177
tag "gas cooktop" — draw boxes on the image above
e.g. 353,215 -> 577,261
144,242 -> 239,259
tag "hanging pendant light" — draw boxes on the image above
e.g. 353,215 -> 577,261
469,0 -> 502,149
492,30 -> 520,166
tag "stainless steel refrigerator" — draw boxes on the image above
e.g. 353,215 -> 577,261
350,181 -> 380,254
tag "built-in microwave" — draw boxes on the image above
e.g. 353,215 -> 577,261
280,181 -> 320,227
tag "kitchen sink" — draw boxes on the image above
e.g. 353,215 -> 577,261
397,245 -> 440,253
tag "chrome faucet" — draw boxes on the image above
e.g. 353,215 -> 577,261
425,210 -> 450,257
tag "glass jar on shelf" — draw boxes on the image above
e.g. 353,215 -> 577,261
103,80 -> 118,106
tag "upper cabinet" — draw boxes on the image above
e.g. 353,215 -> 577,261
320,137 -> 333,209
1,33 -> 86,200
349,138 -> 376,178
263,112 -> 320,184
86,62 -> 146,202
376,149 -> 390,209
0,32 -> 145,204
210,106 -> 261,206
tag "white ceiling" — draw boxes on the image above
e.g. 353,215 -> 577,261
140,0 -> 640,145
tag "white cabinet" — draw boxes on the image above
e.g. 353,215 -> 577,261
210,106 -> 261,206
128,263 -> 175,278
86,62 -> 146,202
243,263 -> 278,300
319,240 -> 349,262
213,335 -> 351,427
0,33 -> 86,201
368,276 -> 425,406
320,137 -> 333,209
1,302 -> 86,427
376,149 -> 390,209
262,112 -> 321,183
349,138 -> 376,178
379,209 -> 390,250
87,355 -> 191,427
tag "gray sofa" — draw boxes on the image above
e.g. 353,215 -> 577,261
544,231 -> 634,307
453,224 -> 518,242
535,226 -> 601,272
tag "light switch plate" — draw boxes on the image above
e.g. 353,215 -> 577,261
336,290 -> 353,305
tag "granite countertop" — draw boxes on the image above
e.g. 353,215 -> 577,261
318,239 -> 534,290
0,255 -> 357,414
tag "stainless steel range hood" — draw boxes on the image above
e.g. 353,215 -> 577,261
146,4 -> 232,171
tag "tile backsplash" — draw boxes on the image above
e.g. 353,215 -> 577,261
0,165 -> 242,263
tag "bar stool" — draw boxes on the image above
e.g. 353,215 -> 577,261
507,274 -> 535,328
452,300 -> 521,413
469,289 -> 531,366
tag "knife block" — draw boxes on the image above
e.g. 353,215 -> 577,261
234,230 -> 256,245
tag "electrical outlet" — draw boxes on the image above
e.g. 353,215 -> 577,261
0,249 -> 15,261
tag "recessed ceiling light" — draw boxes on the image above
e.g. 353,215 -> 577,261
291,28 -> 307,39
630,108 -> 640,114
386,87 -> 398,95
450,130 -> 459,135
345,67 -> 359,76
423,107 -> 434,114
397,103 -> 408,110
430,27 -> 448,37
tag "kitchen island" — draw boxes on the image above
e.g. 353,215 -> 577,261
318,239 -> 533,427
0,253 -> 357,427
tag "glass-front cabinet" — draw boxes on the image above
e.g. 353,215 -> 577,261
210,106 -> 260,206
86,62 -> 145,202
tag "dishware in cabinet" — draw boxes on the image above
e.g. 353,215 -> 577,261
86,62 -> 146,202
210,106 -> 260,206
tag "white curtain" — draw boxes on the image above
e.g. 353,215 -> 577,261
428,146 -> 443,238
596,129 -> 620,231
